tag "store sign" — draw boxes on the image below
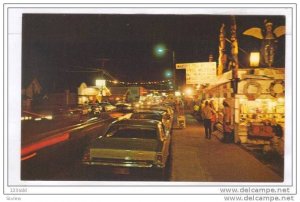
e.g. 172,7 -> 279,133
83,87 -> 99,95
176,63 -> 189,69
96,79 -> 106,87
184,62 -> 217,84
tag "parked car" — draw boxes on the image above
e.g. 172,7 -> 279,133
98,102 -> 116,112
151,106 -> 174,118
130,110 -> 172,133
82,119 -> 171,176
115,103 -> 134,113
88,104 -> 102,115
78,105 -> 89,115
136,106 -> 174,129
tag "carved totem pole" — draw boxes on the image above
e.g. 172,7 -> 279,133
243,20 -> 285,67
230,16 -> 239,80
217,23 -> 227,75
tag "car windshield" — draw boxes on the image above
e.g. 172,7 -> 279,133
131,113 -> 162,121
106,126 -> 157,139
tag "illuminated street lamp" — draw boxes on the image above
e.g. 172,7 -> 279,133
250,52 -> 260,67
154,44 -> 167,57
154,44 -> 176,90
165,70 -> 172,78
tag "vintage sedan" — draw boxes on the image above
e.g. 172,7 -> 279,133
115,102 -> 134,113
98,102 -> 116,112
137,105 -> 174,120
150,106 -> 174,119
88,104 -> 102,115
129,110 -> 172,133
82,119 -> 170,175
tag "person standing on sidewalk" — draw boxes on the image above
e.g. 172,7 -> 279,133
201,101 -> 214,139
223,99 -> 233,143
209,100 -> 217,132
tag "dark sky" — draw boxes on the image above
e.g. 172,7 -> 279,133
22,14 -> 285,92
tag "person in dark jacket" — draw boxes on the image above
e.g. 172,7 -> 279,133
201,101 -> 214,139
223,99 -> 233,143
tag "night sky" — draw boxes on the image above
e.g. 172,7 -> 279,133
22,14 -> 285,92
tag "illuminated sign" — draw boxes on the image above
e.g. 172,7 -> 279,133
96,79 -> 106,87
176,63 -> 189,69
184,62 -> 217,84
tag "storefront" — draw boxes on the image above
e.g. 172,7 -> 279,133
77,82 -> 111,104
203,68 -> 285,156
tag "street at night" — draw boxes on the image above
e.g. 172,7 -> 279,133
3,6 -> 298,202
4,3 -> 300,202
21,110 -> 283,182
18,12 -> 287,182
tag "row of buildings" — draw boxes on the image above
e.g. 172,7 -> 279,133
22,78 -> 148,110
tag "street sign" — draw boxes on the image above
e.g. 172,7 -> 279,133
184,62 -> 217,84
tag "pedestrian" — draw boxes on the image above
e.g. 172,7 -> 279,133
193,103 -> 200,116
201,101 -> 214,139
223,99 -> 233,143
198,100 -> 205,121
209,100 -> 217,132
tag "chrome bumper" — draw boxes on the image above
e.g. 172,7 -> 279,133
82,158 -> 161,168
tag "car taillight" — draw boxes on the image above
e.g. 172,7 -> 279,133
82,150 -> 90,162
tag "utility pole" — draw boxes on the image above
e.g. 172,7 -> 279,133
172,50 -> 176,91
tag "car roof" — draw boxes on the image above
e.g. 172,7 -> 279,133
116,103 -> 131,105
139,105 -> 169,110
111,119 -> 161,127
133,110 -> 165,115
151,106 -> 169,110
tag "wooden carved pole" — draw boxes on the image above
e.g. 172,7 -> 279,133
243,20 -> 285,67
217,23 -> 226,75
230,16 -> 239,143
231,16 -> 239,81
261,21 -> 276,67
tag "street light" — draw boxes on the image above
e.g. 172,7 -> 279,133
154,44 -> 176,90
165,70 -> 172,78
153,44 -> 167,57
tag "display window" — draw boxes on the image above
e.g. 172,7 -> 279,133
239,98 -> 285,124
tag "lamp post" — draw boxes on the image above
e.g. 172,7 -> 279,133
154,44 -> 176,91
172,50 -> 176,90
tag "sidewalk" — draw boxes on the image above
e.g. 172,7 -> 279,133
170,113 -> 283,182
